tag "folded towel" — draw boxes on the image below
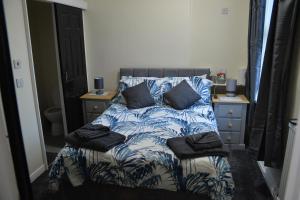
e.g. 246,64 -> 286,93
74,123 -> 110,141
186,132 -> 222,151
74,129 -> 109,141
82,123 -> 110,131
65,131 -> 126,152
167,136 -> 229,159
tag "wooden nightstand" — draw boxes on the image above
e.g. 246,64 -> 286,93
212,94 -> 249,149
80,91 -> 117,123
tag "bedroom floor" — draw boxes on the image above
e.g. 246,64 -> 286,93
32,150 -> 272,200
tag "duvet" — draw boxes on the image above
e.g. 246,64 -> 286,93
49,103 -> 234,200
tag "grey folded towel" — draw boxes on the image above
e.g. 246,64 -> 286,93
74,123 -> 110,141
166,136 -> 229,159
82,123 -> 110,131
65,131 -> 126,152
185,132 -> 222,151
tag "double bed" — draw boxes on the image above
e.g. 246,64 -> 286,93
49,68 -> 235,200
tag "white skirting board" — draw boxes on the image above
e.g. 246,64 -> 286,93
258,121 -> 297,200
257,161 -> 281,199
30,164 -> 47,183
35,0 -> 87,10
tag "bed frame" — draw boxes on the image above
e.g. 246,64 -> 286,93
120,67 -> 210,78
61,67 -> 212,200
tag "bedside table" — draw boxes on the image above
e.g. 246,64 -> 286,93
80,91 -> 116,123
212,94 -> 249,149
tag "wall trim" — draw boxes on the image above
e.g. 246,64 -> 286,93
35,0 -> 87,10
30,164 -> 46,182
22,0 -> 48,171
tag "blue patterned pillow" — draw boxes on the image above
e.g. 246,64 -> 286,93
112,76 -> 167,105
161,76 -> 213,105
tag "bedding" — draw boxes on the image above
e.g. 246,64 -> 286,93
49,103 -> 234,200
113,76 -> 212,106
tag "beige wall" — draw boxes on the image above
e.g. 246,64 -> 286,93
0,92 -> 19,200
84,0 -> 250,90
190,0 -> 249,81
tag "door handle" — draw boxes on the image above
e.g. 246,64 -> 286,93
65,72 -> 68,81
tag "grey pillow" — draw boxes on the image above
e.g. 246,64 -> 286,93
163,80 -> 201,110
122,81 -> 155,109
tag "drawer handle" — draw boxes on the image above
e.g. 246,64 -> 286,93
228,110 -> 233,115
228,123 -> 233,128
93,105 -> 99,110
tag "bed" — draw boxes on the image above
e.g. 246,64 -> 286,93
49,68 -> 235,200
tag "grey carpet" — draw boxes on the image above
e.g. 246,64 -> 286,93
228,150 -> 273,200
32,150 -> 273,200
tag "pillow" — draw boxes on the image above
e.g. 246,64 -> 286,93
112,76 -> 167,104
161,76 -> 213,105
122,82 -> 155,109
163,80 -> 201,110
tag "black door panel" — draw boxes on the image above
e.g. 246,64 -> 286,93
55,4 -> 87,132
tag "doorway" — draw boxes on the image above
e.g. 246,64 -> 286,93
27,1 -> 65,164
26,0 -> 87,165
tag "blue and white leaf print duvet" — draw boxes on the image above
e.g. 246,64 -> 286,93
49,103 -> 234,200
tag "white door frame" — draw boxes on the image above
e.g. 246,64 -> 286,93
21,0 -> 48,171
35,0 -> 87,10
50,3 -> 69,136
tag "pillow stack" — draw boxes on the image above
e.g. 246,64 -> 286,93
113,76 -> 212,110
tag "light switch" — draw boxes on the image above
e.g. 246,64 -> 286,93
13,59 -> 22,69
16,79 -> 24,88
221,8 -> 229,15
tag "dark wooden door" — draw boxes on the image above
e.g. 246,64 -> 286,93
55,4 -> 87,132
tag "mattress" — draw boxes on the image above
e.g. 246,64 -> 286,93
49,103 -> 234,200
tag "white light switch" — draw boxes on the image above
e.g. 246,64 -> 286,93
13,59 -> 22,69
221,8 -> 229,15
16,79 -> 24,88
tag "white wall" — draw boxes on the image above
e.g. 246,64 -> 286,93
287,16 -> 300,119
190,0 -> 249,81
3,0 -> 46,182
0,92 -> 19,200
83,0 -> 249,90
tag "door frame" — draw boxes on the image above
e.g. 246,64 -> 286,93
51,3 -> 69,136
54,3 -> 88,132
21,0 -> 48,172
0,0 -> 33,199
35,0 -> 87,10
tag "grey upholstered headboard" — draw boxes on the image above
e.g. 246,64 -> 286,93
120,68 -> 210,78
